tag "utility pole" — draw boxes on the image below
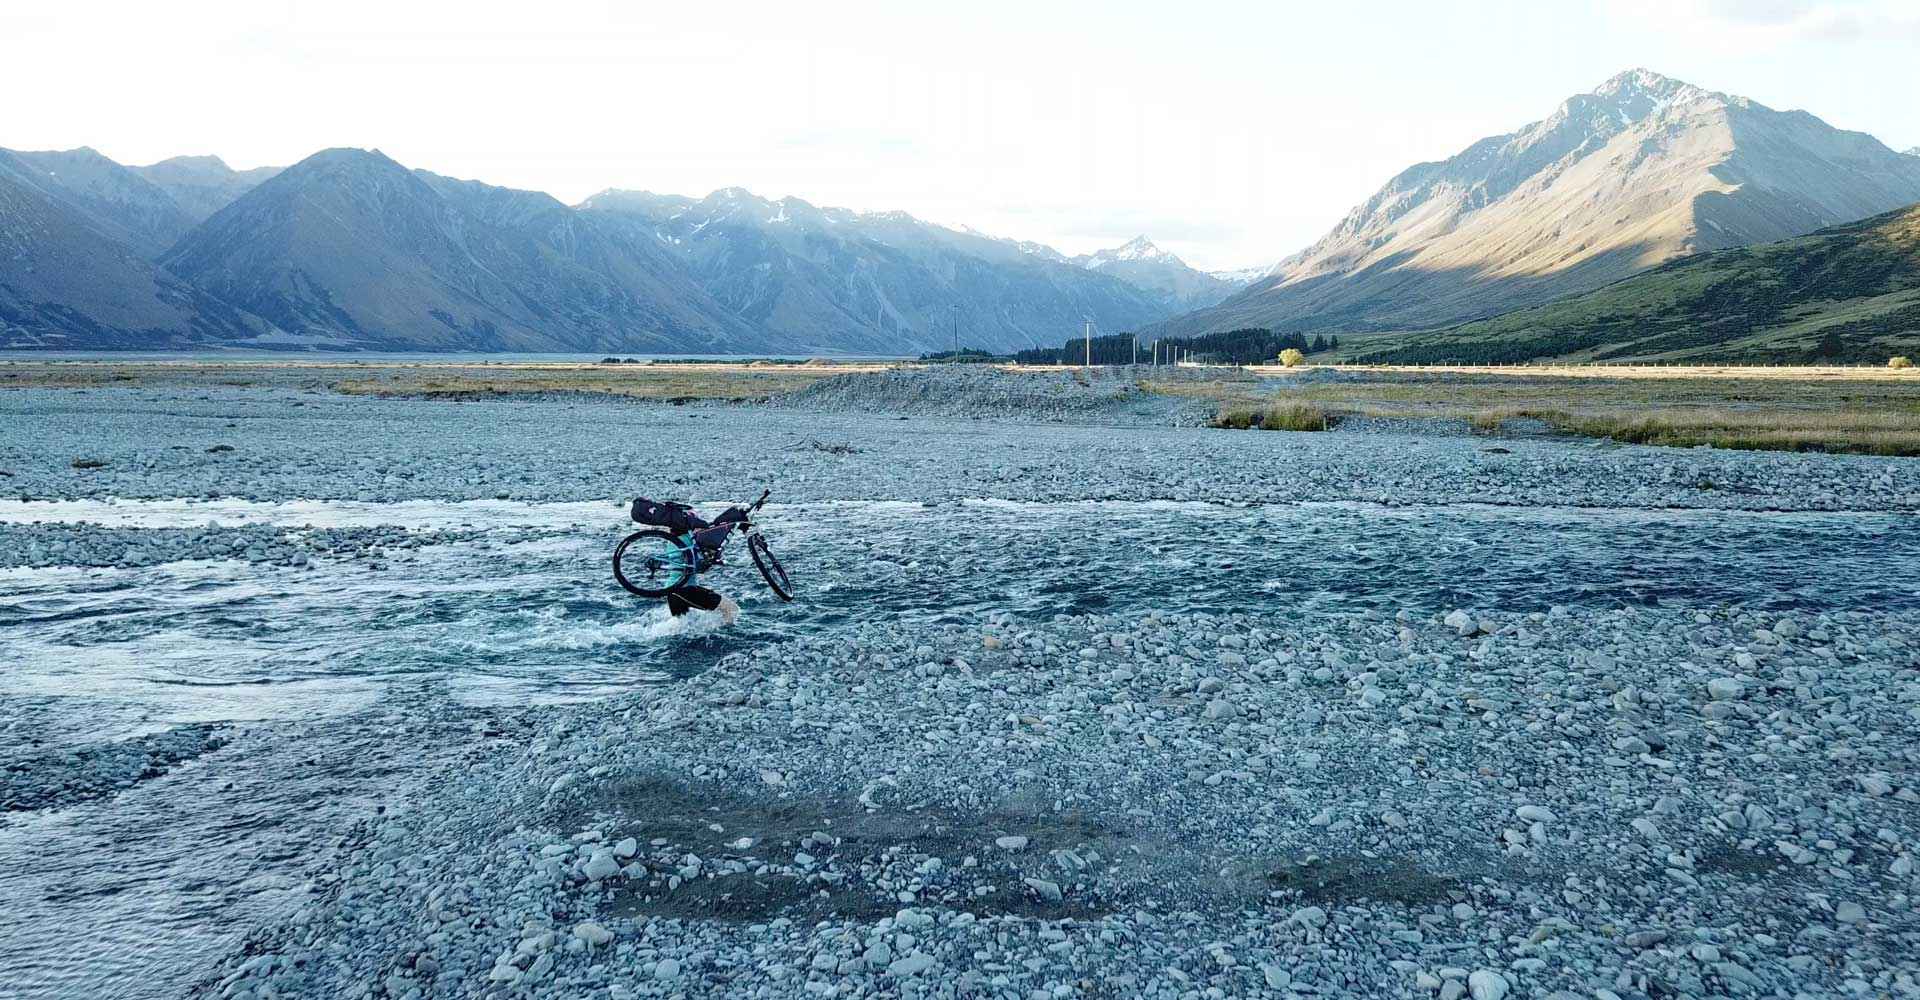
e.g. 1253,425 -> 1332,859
1084,321 -> 1092,369
951,305 -> 957,363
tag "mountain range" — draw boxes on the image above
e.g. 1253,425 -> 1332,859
4,68 -> 1918,357
574,189 -> 1218,353
0,144 -> 1241,353
1161,69 -> 1920,340
1069,236 -> 1241,311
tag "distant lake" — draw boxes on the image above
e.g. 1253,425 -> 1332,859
0,351 -> 913,363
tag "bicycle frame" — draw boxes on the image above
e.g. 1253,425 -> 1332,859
675,493 -> 767,575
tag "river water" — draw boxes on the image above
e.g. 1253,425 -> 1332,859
3,496 -> 1918,998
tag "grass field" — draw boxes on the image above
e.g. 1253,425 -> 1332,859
8,357 -> 1920,455
1147,364 -> 1920,455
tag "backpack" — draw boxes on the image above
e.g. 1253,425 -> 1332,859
630,497 -> 705,532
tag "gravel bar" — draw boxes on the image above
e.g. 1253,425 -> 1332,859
202,606 -> 1920,999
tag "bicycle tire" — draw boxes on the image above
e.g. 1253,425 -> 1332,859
613,529 -> 693,598
748,534 -> 794,601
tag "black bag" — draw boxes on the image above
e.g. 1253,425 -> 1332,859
631,497 -> 706,532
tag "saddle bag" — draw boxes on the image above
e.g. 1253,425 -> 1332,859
630,497 -> 706,532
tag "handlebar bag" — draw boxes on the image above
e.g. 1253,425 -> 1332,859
631,497 -> 707,531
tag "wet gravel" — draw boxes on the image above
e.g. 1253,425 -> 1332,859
0,522 -> 530,570
2,723 -> 229,812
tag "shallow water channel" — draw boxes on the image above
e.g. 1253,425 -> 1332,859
2,496 -> 1918,998
4,496 -> 1918,719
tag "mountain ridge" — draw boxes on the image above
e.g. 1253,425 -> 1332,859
155,148 -> 762,352
1155,69 -> 1920,339
578,186 -> 1179,353
5,76 -> 1918,355
0,148 -> 267,348
132,155 -> 281,229
1353,200 -> 1920,364
1070,236 -> 1243,311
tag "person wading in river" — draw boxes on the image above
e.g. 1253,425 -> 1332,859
628,497 -> 742,623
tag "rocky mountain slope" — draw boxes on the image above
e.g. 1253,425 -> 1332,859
0,146 -> 202,257
0,150 -> 262,348
1160,69 -> 1920,338
131,155 -> 280,227
1357,201 -> 1920,364
157,149 -> 762,352
1071,236 -> 1242,311
578,188 -> 1174,354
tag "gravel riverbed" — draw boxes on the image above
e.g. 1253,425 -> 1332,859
1,375 -> 1917,1000
207,606 -> 1920,1000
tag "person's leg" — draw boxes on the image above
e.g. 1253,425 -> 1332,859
675,586 -> 723,613
671,585 -> 737,624
666,591 -> 692,616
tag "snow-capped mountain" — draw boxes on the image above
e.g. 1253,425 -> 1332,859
1207,264 -> 1274,286
1159,69 -> 1920,336
579,188 -> 1172,354
1079,235 -> 1175,268
1068,236 -> 1244,311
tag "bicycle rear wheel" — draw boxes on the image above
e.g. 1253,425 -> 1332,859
613,530 -> 692,598
748,534 -> 794,601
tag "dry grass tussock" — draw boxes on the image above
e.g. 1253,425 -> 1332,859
1473,406 -> 1920,456
1212,403 -> 1333,432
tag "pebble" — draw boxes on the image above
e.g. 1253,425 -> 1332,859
1468,969 -> 1509,1000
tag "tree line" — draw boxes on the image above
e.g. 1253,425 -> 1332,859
1012,328 -> 1340,365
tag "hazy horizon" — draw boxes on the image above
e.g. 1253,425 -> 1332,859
5,0 -> 1917,270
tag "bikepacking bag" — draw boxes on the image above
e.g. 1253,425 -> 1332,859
630,497 -> 705,532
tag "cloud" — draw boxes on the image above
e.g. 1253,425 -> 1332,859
1609,0 -> 1920,42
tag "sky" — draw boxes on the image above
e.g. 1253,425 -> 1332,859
3,0 -> 1915,271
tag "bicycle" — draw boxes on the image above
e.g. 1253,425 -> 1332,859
612,489 -> 794,602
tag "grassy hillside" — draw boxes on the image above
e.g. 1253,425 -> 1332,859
1355,202 -> 1920,365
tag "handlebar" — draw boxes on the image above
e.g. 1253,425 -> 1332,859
751,488 -> 771,512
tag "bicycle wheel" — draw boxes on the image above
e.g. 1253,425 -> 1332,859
748,534 -> 794,601
613,530 -> 693,598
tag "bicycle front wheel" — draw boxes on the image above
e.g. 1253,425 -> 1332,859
613,530 -> 692,598
748,534 -> 794,601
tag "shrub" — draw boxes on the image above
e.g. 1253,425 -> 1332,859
1257,402 -> 1330,431
1278,348 -> 1306,367
1893,356 -> 1914,369
1213,407 -> 1258,430
1212,403 -> 1330,431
